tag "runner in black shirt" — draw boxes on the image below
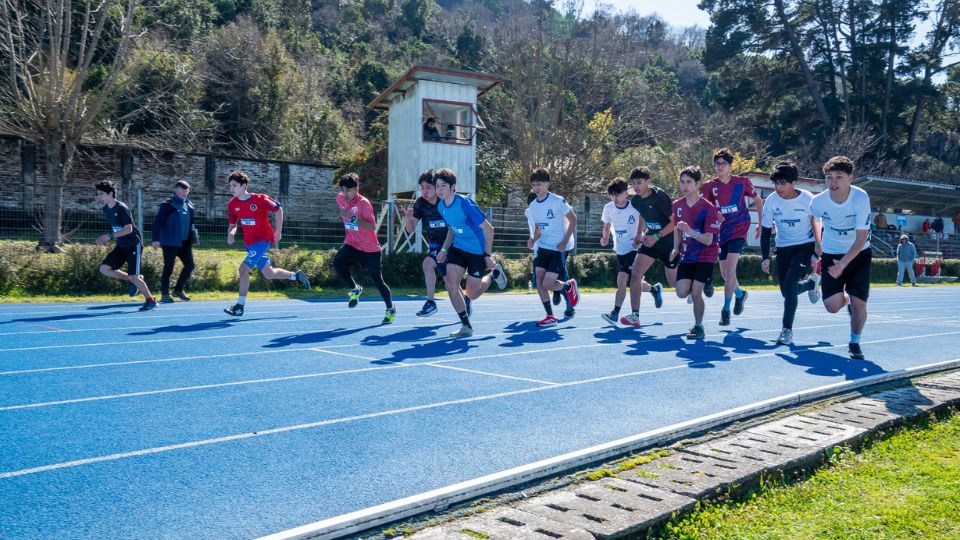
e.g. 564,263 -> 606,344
404,170 -> 449,317
94,181 -> 157,311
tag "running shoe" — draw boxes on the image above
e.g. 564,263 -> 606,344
159,295 -> 175,304
733,289 -> 748,316
139,297 -> 158,311
492,263 -> 508,289
450,324 -> 474,338
563,307 -> 575,318
465,296 -> 472,317
564,279 -> 580,308
536,315 -> 558,328
382,307 -> 397,324
172,290 -> 191,301
703,280 -> 714,298
224,303 -> 244,317
651,282 -> 664,309
552,290 -> 562,305
601,311 -> 619,328
776,328 -> 794,346
848,343 -> 864,360
685,325 -> 705,340
295,270 -> 311,289
808,273 -> 821,304
719,309 -> 731,326
619,313 -> 641,327
348,286 -> 363,308
416,300 -> 438,317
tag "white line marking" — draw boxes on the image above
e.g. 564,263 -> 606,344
309,348 -> 377,361
425,363 -> 559,386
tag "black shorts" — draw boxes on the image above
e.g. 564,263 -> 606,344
821,248 -> 872,302
425,249 -> 448,278
719,238 -> 747,261
676,262 -> 714,284
447,246 -> 486,279
333,243 -> 383,276
616,251 -> 638,275
534,248 -> 566,275
775,242 -> 816,285
101,244 -> 141,272
637,237 -> 679,269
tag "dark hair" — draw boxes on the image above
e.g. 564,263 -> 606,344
712,148 -> 734,165
629,166 -> 651,181
679,165 -> 702,183
228,171 -> 249,186
607,178 -> 629,195
418,169 -> 436,186
529,167 -> 550,183
526,191 -> 537,205
339,172 -> 360,189
769,161 -> 799,184
434,168 -> 457,186
822,155 -> 854,175
95,180 -> 116,196
425,117 -> 435,124
174,180 -> 190,190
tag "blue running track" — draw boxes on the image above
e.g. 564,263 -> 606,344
1,287 -> 959,538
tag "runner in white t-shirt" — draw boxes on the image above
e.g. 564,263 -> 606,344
810,156 -> 872,360
599,178 -> 643,326
758,161 -> 822,346
526,167 -> 580,328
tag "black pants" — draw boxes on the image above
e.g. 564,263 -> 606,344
161,241 -> 195,296
776,243 -> 816,329
333,244 -> 392,308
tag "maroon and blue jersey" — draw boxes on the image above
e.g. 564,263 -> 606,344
672,196 -> 722,264
700,175 -> 756,244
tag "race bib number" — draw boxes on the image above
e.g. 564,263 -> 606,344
537,223 -> 550,231
111,226 -> 124,233
615,229 -> 627,238
344,218 -> 359,231
240,218 -> 256,226
452,227 -> 464,235
720,204 -> 738,215
428,219 -> 446,229
646,221 -> 661,230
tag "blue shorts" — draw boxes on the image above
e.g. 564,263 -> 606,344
719,238 -> 747,261
242,241 -> 273,271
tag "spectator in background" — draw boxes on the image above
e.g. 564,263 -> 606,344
952,211 -> 960,233
874,211 -> 887,230
922,218 -> 931,234
151,180 -> 198,303
932,215 -> 944,239
896,234 -> 918,286
423,117 -> 441,141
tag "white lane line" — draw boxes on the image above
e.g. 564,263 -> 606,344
309,348 -> 377,361
424,363 -> 560,386
5,329 -> 957,479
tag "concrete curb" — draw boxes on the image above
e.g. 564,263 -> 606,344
259,359 -> 960,540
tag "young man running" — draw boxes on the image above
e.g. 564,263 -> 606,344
599,178 -> 643,326
223,171 -> 310,316
810,156 -> 872,360
94,181 -> 158,311
435,168 -> 507,338
672,166 -> 723,340
526,167 -> 580,328
701,148 -> 763,326
525,190 -> 574,317
622,166 -> 674,326
334,172 -> 396,323
404,169 -> 447,317
758,161 -> 821,345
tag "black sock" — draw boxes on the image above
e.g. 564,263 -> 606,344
543,301 -> 553,316
458,311 -> 472,328
612,305 -> 621,316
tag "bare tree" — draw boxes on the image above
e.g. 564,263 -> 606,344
0,0 -> 140,251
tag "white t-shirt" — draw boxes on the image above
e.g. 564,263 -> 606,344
601,201 -> 641,255
760,189 -> 815,248
810,185 -> 872,255
527,192 -> 575,251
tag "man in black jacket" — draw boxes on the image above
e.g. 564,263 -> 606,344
151,180 -> 198,302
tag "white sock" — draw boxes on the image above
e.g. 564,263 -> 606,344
237,295 -> 246,305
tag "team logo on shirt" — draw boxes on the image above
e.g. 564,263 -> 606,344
546,209 -> 555,219
774,208 -> 783,216
627,215 -> 637,224
249,204 -> 257,211
712,188 -> 719,197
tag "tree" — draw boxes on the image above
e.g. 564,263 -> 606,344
0,0 -> 141,250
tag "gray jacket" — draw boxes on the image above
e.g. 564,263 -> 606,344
896,241 -> 917,262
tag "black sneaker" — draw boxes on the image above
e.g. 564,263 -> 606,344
160,295 -> 175,304
685,325 -> 705,339
848,343 -> 864,360
171,290 -> 191,301
224,303 -> 244,317
651,282 -> 663,309
416,300 -> 438,317
552,290 -> 562,306
139,298 -> 158,311
719,309 -> 731,326
703,280 -> 714,298
294,270 -> 311,289
733,290 -> 748,316
564,307 -> 575,318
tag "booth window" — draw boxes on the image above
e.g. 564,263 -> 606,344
422,99 -> 484,145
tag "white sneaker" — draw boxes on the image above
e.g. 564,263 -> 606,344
492,263 -> 508,290
808,273 -> 821,304
449,325 -> 474,338
776,328 -> 794,345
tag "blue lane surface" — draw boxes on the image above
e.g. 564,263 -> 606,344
1,288 -> 959,538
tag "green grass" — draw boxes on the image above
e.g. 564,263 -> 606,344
655,408 -> 960,539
